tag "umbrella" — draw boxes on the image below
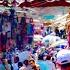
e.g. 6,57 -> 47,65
33,34 -> 43,42
42,35 -> 60,46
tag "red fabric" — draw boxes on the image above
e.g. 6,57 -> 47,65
67,32 -> 70,47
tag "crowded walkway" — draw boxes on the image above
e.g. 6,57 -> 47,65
0,7 -> 70,70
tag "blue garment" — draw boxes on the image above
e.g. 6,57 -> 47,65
61,45 -> 65,49
6,52 -> 13,61
28,37 -> 33,44
0,23 -> 2,32
9,9 -> 15,20
37,60 -> 49,70
11,19 -> 17,28
0,17 -> 2,32
0,64 -> 5,70
27,23 -> 34,35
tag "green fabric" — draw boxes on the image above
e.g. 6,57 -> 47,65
0,64 -> 11,70
0,64 -> 6,70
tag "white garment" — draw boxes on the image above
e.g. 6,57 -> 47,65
19,64 -> 32,70
56,49 -> 70,64
12,63 -> 19,70
23,64 -> 32,70
19,66 -> 26,70
16,51 -> 30,62
34,53 -> 38,63
2,23 -> 11,33
46,60 -> 56,70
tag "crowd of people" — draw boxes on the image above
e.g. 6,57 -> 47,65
0,8 -> 70,70
0,44 -> 70,70
0,9 -> 34,53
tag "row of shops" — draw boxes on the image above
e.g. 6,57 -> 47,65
0,7 -> 70,50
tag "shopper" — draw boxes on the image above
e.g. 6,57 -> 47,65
45,55 -> 56,70
1,32 -> 7,52
18,62 -> 23,70
19,60 -> 31,70
56,49 -> 70,70
12,56 -> 19,70
0,58 -> 11,70
29,59 -> 40,70
55,27 -> 60,37
8,60 -> 13,70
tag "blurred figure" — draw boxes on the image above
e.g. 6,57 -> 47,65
18,62 -> 23,70
0,58 -> 11,70
55,27 -> 60,37
0,13 -> 2,33
67,26 -> 70,47
19,60 -> 31,70
29,59 -> 40,70
1,32 -> 7,52
38,53 -> 56,70
45,55 -> 56,70
15,50 -> 30,62
27,18 -> 34,45
8,60 -> 13,70
12,56 -> 19,70
56,49 -> 70,70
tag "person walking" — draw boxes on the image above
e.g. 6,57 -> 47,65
56,49 -> 70,70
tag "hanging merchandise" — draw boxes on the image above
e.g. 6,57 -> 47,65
21,17 -> 27,35
27,23 -> 34,45
2,10 -> 9,21
27,23 -> 34,35
9,9 -> 15,19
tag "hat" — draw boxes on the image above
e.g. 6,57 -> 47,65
56,49 -> 70,65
